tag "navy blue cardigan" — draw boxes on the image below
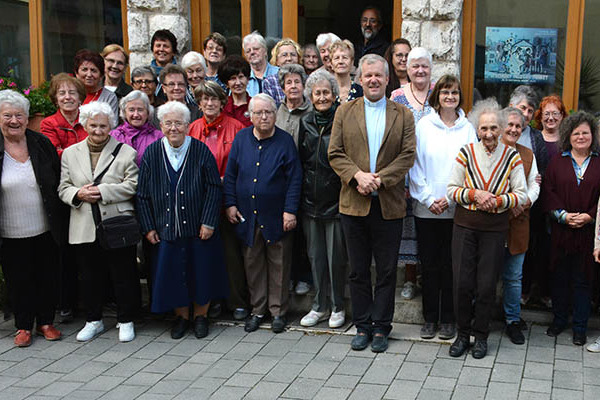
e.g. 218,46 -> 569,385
223,126 -> 302,247
137,138 -> 221,240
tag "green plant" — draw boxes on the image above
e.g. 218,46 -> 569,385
0,69 -> 56,117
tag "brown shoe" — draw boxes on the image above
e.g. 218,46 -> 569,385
14,330 -> 32,347
36,325 -> 61,341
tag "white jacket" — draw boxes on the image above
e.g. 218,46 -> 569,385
409,109 -> 478,219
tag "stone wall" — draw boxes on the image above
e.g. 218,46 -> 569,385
402,0 -> 463,82
127,0 -> 191,72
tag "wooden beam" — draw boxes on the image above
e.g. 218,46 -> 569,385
459,0 -> 476,112
393,0 -> 403,40
240,0 -> 251,38
282,0 -> 298,41
563,0 -> 585,111
28,0 -> 45,85
120,0 -> 130,84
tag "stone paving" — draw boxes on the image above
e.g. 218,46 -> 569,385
0,315 -> 599,399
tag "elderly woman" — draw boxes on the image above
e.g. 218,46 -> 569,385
188,81 -> 248,320
137,101 -> 228,339
330,40 -> 363,103
263,39 -> 303,107
58,102 -> 140,343
296,70 -> 347,328
275,64 -> 312,145
316,33 -> 341,74
131,66 -> 159,107
391,47 -> 435,300
110,90 -> 163,166
73,49 -> 119,116
219,55 -> 252,127
543,111 -> 600,346
41,73 -> 88,158
302,44 -> 322,75
500,107 -> 540,345
0,90 -> 66,347
101,44 -> 133,100
224,94 -> 302,334
384,38 -> 412,97
446,98 -> 527,359
181,51 -> 207,105
409,75 -> 477,341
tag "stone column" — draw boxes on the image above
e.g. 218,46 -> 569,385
401,0 -> 463,81
127,0 -> 191,71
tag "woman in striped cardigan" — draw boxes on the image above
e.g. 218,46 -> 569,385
446,98 -> 528,359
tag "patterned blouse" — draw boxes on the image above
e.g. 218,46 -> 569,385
390,82 -> 435,125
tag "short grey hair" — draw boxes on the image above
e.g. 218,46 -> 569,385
243,31 -> 267,51
181,51 -> 207,71
407,47 -> 432,68
509,85 -> 539,110
119,90 -> 154,122
356,54 -> 389,79
248,93 -> 277,113
468,97 -> 507,132
304,69 -> 339,99
156,101 -> 191,125
131,65 -> 156,81
79,101 -> 118,130
316,33 -> 341,50
278,64 -> 308,90
0,89 -> 30,116
503,106 -> 526,129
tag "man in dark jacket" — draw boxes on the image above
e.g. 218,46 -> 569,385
354,7 -> 389,66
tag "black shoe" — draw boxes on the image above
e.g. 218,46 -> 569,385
438,323 -> 457,340
518,318 -> 528,331
171,317 -> 190,339
449,335 -> 470,357
546,324 -> 565,337
193,316 -> 209,339
420,322 -> 437,339
244,315 -> 264,333
573,331 -> 587,346
371,334 -> 388,353
506,322 -> 525,345
233,308 -> 249,321
351,332 -> 372,351
208,303 -> 222,319
472,339 -> 488,359
272,316 -> 287,334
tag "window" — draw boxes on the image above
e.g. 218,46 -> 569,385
211,0 -> 242,55
0,0 -> 30,87
252,0 -> 282,53
579,0 -> 600,112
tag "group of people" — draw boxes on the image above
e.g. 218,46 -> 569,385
1,5 -> 599,360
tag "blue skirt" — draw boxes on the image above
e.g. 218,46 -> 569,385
151,233 -> 229,313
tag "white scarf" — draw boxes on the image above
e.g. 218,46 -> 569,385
162,136 -> 191,171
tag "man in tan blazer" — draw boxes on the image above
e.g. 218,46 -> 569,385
328,54 -> 415,353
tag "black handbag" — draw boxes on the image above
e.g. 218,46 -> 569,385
90,143 -> 141,249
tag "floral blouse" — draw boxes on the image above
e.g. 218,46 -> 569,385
390,82 -> 435,125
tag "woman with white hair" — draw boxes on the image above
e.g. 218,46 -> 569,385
137,101 -> 228,340
0,90 -> 67,347
181,51 -> 207,106
316,32 -> 341,73
110,91 -> 163,166
243,31 -> 279,97
58,101 -> 140,343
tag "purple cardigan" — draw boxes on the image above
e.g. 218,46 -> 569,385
110,122 -> 163,166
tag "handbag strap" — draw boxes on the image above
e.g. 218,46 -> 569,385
91,143 -> 124,227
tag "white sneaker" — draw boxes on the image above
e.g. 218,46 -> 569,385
295,281 -> 311,295
401,282 -> 416,300
329,310 -> 346,328
76,321 -> 104,342
586,336 -> 600,352
300,310 -> 328,327
117,322 -> 135,342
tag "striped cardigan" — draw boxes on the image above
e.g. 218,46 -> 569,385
447,141 -> 528,230
136,138 -> 222,240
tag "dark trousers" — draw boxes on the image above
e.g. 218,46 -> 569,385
1,232 -> 59,330
221,215 -> 250,310
522,207 -> 551,297
58,244 -> 78,312
551,251 -> 591,334
415,217 -> 454,324
341,197 -> 403,336
452,224 -> 505,340
74,242 -> 140,323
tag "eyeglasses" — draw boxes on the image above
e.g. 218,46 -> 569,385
440,90 -> 460,96
132,79 -> 155,86
162,121 -> 185,129
543,111 -> 562,118
104,58 -> 126,67
361,18 -> 378,24
1,113 -> 26,121
164,82 -> 186,89
252,110 -> 275,117
278,52 -> 298,59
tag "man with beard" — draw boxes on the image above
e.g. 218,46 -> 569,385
354,7 -> 389,66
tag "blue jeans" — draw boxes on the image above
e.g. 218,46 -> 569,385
503,250 -> 525,324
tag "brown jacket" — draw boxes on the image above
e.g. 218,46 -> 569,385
328,97 -> 416,219
507,143 -> 534,254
